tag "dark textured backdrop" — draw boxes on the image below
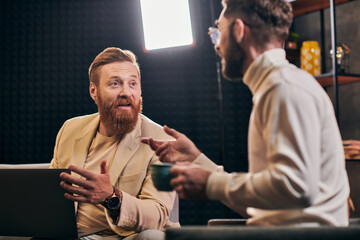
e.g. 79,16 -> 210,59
0,0 -> 252,225
2,0 -> 359,226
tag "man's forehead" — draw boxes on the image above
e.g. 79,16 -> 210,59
102,62 -> 138,74
103,61 -> 136,70
98,62 -> 139,82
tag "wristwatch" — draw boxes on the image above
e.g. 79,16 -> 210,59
102,186 -> 122,213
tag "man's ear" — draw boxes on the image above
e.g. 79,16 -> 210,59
233,18 -> 245,43
89,82 -> 97,104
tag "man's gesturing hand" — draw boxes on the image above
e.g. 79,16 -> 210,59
141,125 -> 201,164
60,159 -> 113,204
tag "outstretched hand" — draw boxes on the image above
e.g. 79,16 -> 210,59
60,159 -> 113,204
141,125 -> 201,164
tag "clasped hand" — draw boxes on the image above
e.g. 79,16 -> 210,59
60,159 -> 113,204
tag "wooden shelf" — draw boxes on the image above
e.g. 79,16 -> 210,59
315,73 -> 360,87
284,51 -> 360,87
291,0 -> 351,17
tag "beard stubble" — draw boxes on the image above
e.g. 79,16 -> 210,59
221,24 -> 247,82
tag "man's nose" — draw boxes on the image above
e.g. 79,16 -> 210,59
119,85 -> 131,97
214,44 -> 220,54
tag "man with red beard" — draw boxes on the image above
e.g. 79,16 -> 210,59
50,47 -> 179,239
142,0 -> 349,227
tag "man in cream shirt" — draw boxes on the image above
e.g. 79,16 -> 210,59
142,0 -> 349,227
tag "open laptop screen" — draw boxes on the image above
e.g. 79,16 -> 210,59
0,169 -> 78,239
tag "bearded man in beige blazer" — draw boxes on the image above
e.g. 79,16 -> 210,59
50,47 -> 178,240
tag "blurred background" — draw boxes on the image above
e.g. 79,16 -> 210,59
1,0 -> 359,225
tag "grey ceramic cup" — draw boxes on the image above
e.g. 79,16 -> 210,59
150,163 -> 174,191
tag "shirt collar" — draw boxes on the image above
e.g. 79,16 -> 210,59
243,48 -> 287,95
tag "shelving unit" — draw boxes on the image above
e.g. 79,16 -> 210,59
290,0 -> 360,120
290,0 -> 360,87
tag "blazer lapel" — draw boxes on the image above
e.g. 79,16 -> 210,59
70,114 -> 99,212
71,114 -> 100,169
109,117 -> 142,185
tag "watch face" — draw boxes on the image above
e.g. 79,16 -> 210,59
108,196 -> 120,210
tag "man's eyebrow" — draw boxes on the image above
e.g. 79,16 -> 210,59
109,76 -> 120,80
129,74 -> 139,79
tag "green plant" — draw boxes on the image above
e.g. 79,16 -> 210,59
287,31 -> 300,43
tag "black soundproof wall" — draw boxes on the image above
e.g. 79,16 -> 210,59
0,0 -> 252,225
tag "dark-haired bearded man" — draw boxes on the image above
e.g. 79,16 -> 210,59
142,0 -> 349,227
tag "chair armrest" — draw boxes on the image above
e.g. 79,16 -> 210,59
166,226 -> 360,240
208,219 -> 247,226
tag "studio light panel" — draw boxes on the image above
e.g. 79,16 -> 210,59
140,0 -> 194,51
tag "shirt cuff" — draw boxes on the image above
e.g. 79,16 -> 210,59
206,171 -> 231,201
193,153 -> 222,172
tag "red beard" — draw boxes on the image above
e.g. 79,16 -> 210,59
97,95 -> 142,138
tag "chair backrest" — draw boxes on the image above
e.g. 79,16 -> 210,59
0,163 -> 50,169
169,193 -> 179,223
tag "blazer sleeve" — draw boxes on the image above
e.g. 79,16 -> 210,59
49,120 -> 68,169
105,154 -> 176,234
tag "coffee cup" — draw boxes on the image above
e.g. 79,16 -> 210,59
150,163 -> 174,191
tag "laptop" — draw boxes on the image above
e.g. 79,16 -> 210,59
0,169 -> 106,239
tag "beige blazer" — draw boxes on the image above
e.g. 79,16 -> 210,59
50,113 -> 178,236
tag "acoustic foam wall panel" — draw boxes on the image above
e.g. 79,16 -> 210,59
0,0 -> 252,225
